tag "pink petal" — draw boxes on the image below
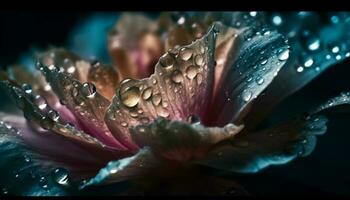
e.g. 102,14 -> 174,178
105,24 -> 218,149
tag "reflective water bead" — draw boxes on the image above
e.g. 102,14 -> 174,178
120,86 -> 140,108
179,47 -> 193,61
52,168 -> 70,186
81,82 -> 96,98
242,90 -> 252,102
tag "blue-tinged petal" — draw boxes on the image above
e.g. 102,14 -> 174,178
197,114 -> 327,173
80,147 -> 160,189
0,119 -> 76,196
244,12 -> 350,129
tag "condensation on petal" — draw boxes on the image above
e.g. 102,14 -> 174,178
130,117 -> 243,162
310,91 -> 350,115
80,147 -> 160,188
197,114 -> 327,173
105,24 -> 218,150
207,26 -> 289,126
37,56 -> 126,150
244,12 -> 350,130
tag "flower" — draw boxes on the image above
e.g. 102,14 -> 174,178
1,12 -> 350,196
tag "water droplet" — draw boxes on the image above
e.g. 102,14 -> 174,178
52,168 -> 70,186
24,154 -> 31,162
34,95 -> 47,110
171,70 -> 184,83
194,54 -> 204,66
278,49 -> 289,61
142,87 -> 153,100
304,58 -> 314,67
179,47 -> 193,61
196,74 -> 203,85
307,37 -> 320,51
256,76 -> 264,85
331,46 -> 340,54
249,11 -> 257,17
47,110 -> 60,122
81,82 -> 96,98
272,15 -> 282,26
120,86 -> 140,108
121,122 -> 128,127
152,94 -> 162,106
160,54 -> 174,69
260,58 -> 268,65
39,176 -> 48,189
66,66 -> 76,74
242,90 -> 252,102
186,65 -> 198,79
297,66 -> 304,72
336,54 -> 342,60
22,84 -> 32,94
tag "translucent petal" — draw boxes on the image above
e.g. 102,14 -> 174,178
207,25 -> 289,126
130,117 -> 243,162
197,115 -> 327,173
36,54 -> 126,149
80,147 -> 160,188
105,24 -> 218,149
244,12 -> 350,129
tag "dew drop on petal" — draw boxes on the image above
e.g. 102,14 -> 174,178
160,54 -> 174,69
277,49 -> 289,61
52,168 -> 70,186
297,66 -> 304,72
47,110 -> 60,122
120,86 -> 140,108
171,70 -> 184,83
256,76 -> 264,85
121,122 -> 128,127
81,82 -> 96,98
142,87 -> 153,100
179,47 -> 193,61
304,58 -> 314,67
194,54 -> 204,66
152,94 -> 162,106
186,65 -> 198,80
307,37 -> 320,51
22,84 -> 32,94
34,95 -> 47,110
242,90 -> 252,102
272,15 -> 283,26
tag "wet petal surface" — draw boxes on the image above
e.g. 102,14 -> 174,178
130,117 -> 243,162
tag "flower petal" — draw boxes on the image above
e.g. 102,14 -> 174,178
207,24 -> 289,126
37,52 -> 126,149
80,147 -> 160,188
87,62 -> 119,100
108,13 -> 163,79
197,115 -> 327,173
0,81 -> 130,172
243,12 -> 350,129
104,24 -> 218,149
130,117 -> 243,162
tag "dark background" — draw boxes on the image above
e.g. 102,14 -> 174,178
1,12 -> 350,196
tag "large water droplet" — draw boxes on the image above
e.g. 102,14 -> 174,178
142,87 -> 153,100
186,65 -> 198,79
52,168 -> 70,186
160,54 -> 174,69
171,70 -> 184,83
242,90 -> 252,102
179,47 -> 193,61
194,54 -> 204,66
81,82 -> 96,98
152,94 -> 162,106
256,76 -> 264,85
277,49 -> 289,61
22,84 -> 32,94
303,57 -> 314,67
120,86 -> 140,108
307,37 -> 320,51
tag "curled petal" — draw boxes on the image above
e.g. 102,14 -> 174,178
244,12 -> 350,129
37,53 -> 126,149
80,147 -> 160,188
105,24 -> 218,149
130,117 -> 243,162
208,25 -> 289,126
197,115 -> 327,173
